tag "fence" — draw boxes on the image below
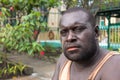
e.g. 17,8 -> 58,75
99,23 -> 120,50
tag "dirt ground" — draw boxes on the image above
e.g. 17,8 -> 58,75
6,53 -> 58,80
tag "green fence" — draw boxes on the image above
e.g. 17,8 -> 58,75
99,23 -> 120,50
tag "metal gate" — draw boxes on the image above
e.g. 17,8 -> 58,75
99,23 -> 120,50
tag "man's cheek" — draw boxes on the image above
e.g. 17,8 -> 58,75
61,40 -> 65,49
61,38 -> 66,45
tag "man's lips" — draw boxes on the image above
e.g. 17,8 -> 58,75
67,46 -> 79,51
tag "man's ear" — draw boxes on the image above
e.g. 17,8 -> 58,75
94,25 -> 99,38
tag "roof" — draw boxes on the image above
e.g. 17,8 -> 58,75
97,8 -> 120,18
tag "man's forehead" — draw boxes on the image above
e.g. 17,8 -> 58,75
60,11 -> 89,26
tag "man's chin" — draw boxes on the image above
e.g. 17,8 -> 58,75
64,52 -> 81,61
64,52 -> 91,62
66,56 -> 80,61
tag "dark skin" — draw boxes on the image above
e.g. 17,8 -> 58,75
52,8 -> 120,80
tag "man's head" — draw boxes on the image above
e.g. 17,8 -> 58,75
59,7 -> 99,62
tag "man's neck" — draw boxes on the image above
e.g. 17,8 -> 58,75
72,48 -> 107,70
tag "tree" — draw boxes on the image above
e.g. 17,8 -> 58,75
0,0 -> 61,54
0,0 -> 60,40
62,0 -> 120,15
1,0 -> 63,78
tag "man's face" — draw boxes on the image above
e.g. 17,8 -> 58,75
59,11 -> 97,62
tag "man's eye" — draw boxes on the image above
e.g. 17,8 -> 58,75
60,30 -> 68,36
74,27 -> 85,32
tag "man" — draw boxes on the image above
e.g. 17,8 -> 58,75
52,7 -> 120,80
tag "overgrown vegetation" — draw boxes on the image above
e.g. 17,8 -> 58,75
63,0 -> 120,15
0,0 -> 61,79
33,43 -> 62,63
0,14 -> 45,56
0,52 -> 30,79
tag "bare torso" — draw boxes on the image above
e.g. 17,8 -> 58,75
52,49 -> 120,80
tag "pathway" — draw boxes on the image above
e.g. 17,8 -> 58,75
7,53 -> 57,80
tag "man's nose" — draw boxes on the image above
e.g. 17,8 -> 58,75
66,31 -> 76,42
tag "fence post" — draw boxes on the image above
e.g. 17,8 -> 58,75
107,16 -> 111,49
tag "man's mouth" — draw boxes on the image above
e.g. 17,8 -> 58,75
67,46 -> 79,51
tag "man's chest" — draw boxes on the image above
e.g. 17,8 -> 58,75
70,66 -> 101,80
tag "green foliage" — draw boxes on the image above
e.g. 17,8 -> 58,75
21,11 -> 47,31
63,0 -> 78,9
18,42 -> 45,56
0,62 -> 26,78
0,0 -> 61,78
119,48 -> 120,53
0,0 -> 60,13
0,23 -> 44,56
63,0 -> 120,14
0,52 -> 26,78
0,7 -> 10,22
0,0 -> 61,56
43,43 -> 61,56
15,63 -> 26,75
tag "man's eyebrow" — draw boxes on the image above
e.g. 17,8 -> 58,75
73,22 -> 86,27
59,27 -> 68,31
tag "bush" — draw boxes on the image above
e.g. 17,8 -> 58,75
0,23 -> 44,56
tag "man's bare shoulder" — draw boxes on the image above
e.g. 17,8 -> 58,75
110,51 -> 120,64
100,51 -> 120,80
103,51 -> 120,69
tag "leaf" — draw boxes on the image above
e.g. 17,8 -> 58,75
39,45 -> 45,50
15,44 -> 19,50
9,0 -> 13,3
1,38 -> 5,42
3,68 -> 7,74
0,60 -> 2,64
18,47 -> 25,52
36,46 -> 41,51
32,42 -> 37,48
13,66 -> 17,75
16,63 -> 26,75
28,49 -> 34,55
